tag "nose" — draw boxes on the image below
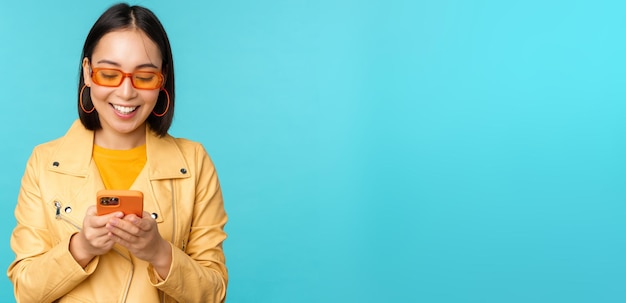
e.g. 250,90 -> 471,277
117,76 -> 137,100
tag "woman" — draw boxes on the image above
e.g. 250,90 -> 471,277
7,3 -> 228,302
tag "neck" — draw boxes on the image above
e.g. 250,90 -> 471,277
94,125 -> 147,150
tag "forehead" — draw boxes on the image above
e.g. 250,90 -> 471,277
91,29 -> 162,69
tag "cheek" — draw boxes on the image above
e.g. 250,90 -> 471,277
139,91 -> 160,107
90,87 -> 113,104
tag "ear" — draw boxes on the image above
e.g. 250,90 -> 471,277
82,57 -> 92,86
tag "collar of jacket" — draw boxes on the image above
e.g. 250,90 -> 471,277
48,120 -> 190,181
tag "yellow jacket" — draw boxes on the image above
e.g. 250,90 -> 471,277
8,120 -> 228,303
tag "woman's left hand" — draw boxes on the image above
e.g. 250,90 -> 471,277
106,212 -> 172,276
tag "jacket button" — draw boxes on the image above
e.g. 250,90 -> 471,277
64,206 -> 72,213
151,213 -> 158,219
180,168 -> 187,174
53,161 -> 59,167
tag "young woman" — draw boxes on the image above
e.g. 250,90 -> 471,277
7,3 -> 228,302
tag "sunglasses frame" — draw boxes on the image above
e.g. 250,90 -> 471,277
90,67 -> 164,90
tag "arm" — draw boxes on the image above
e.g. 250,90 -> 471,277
149,145 -> 228,303
7,149 -> 99,302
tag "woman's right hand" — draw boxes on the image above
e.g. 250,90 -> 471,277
69,206 -> 124,267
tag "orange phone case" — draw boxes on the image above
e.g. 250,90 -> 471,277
96,189 -> 144,217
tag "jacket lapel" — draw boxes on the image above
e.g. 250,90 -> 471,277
48,120 -> 94,177
145,128 -> 190,181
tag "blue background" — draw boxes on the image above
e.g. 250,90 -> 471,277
1,1 -> 625,302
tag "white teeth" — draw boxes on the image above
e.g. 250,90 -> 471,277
112,104 -> 137,114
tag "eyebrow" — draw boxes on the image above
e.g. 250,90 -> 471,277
96,59 -> 159,69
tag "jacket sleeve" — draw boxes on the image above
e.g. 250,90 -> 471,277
7,148 -> 99,303
148,144 -> 228,303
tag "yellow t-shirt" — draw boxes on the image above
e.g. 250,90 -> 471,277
93,144 -> 147,190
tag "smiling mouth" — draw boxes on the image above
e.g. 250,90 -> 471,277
112,104 -> 138,114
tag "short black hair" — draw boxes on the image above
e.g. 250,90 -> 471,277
78,3 -> 175,137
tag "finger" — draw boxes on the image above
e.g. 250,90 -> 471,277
84,227 -> 112,239
83,219 -> 119,236
108,226 -> 141,251
81,230 -> 115,254
86,205 -> 98,216
91,211 -> 124,227
122,213 -> 154,232
89,233 -> 116,253
110,233 -> 134,250
108,225 -> 134,242
122,214 -> 142,225
86,205 -> 122,218
108,217 -> 141,235
136,216 -> 156,232
94,233 -> 115,247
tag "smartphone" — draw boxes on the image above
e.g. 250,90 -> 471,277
96,189 -> 144,217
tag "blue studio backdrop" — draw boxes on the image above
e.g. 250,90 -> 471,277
1,1 -> 626,302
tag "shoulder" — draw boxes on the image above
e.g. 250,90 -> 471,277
170,136 -> 214,161
32,120 -> 91,153
170,136 -> 202,148
155,133 -> 217,164
173,137 -> 209,153
22,140 -> 56,174
32,136 -> 63,153
28,120 -> 93,169
29,131 -> 69,161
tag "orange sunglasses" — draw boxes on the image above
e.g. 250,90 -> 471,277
91,67 -> 164,90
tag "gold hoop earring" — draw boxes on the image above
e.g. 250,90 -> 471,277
153,88 -> 170,117
80,84 -> 95,114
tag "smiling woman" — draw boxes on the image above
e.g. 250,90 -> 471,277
77,4 -> 175,140
82,29 -> 164,147
6,3 -> 227,303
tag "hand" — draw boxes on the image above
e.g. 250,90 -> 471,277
70,206 -> 123,267
106,211 -> 172,277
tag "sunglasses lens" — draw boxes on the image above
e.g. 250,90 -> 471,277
92,68 -> 163,89
93,69 -> 124,87
132,72 -> 162,89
